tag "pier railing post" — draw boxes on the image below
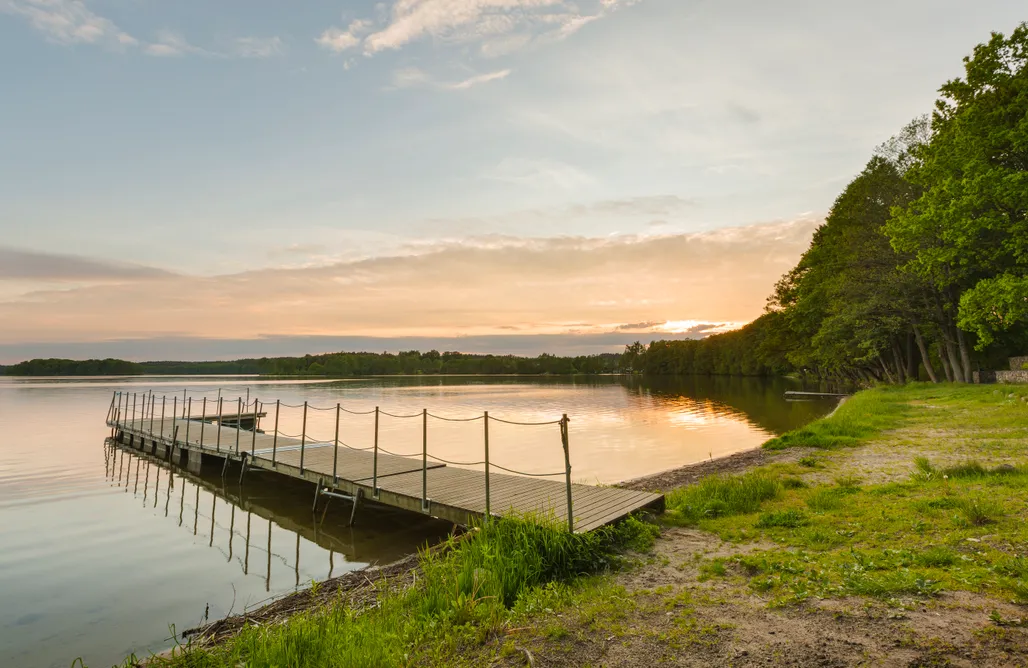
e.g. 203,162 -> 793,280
373,407 -> 380,498
272,400 -> 280,467
160,396 -> 166,441
251,398 -> 258,457
172,396 -> 177,449
332,403 -> 340,485
484,411 -> 491,521
300,401 -> 308,474
235,397 -> 242,455
149,394 -> 155,436
200,397 -> 207,448
182,389 -> 187,418
561,414 -> 573,532
216,397 -> 223,451
185,397 -> 191,446
132,392 -> 137,428
106,391 -> 115,425
422,408 -> 428,512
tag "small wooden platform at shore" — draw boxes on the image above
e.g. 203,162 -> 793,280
106,392 -> 663,534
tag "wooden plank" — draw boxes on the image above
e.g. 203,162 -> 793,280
111,411 -> 664,535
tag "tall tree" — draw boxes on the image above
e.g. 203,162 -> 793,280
887,23 -> 1028,371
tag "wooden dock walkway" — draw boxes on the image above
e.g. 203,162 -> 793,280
106,391 -> 663,533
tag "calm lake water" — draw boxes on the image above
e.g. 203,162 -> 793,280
0,374 -> 836,668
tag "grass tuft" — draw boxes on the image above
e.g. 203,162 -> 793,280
805,487 -> 843,512
954,498 -> 1002,526
755,509 -> 809,529
664,472 -> 781,526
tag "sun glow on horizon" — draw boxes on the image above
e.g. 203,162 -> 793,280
658,320 -> 748,335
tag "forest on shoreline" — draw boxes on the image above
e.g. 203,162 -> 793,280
638,26 -> 1028,383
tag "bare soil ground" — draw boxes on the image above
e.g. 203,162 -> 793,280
491,526 -> 1028,667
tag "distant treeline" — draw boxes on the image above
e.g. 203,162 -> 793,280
3,351 -> 624,377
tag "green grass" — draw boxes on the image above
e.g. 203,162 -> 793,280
123,515 -> 659,668
682,386 -> 1028,607
663,472 -> 781,525
762,387 -> 912,450
755,509 -> 808,528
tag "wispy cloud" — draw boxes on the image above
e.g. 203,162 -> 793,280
390,66 -> 511,90
0,246 -> 172,281
315,19 -> 371,53
316,0 -> 641,60
450,68 -> 511,89
484,157 -> 594,190
2,1 -> 283,58
0,218 -> 818,345
143,30 -> 211,57
1,0 -> 137,48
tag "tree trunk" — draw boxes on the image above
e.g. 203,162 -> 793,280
956,326 -> 973,383
905,334 -> 918,380
878,356 -> 897,384
933,292 -> 966,382
937,342 -> 954,382
892,341 -> 907,384
944,329 -> 965,382
913,325 -> 939,383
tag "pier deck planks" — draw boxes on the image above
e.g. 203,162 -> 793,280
113,417 -> 664,533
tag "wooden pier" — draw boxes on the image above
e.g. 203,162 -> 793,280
106,391 -> 663,533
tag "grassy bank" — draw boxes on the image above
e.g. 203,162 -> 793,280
121,516 -> 657,667
118,383 -> 1028,666
663,384 -> 1028,606
459,383 -> 1028,665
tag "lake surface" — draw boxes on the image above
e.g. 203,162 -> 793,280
0,374 -> 836,667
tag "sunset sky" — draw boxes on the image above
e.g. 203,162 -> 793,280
1,0 -> 1023,363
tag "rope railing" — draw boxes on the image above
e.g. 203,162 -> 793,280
106,389 -> 576,531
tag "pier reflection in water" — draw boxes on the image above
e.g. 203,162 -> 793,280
102,439 -> 452,599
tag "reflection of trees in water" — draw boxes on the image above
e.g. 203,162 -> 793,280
621,376 -> 839,436
329,374 -> 839,437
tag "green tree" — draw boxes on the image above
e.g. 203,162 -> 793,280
887,23 -> 1028,364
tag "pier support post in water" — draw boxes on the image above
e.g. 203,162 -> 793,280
484,411 -> 491,520
561,414 -> 573,533
348,488 -> 363,527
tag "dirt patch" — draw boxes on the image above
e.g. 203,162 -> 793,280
619,447 -> 816,493
498,529 -> 1028,667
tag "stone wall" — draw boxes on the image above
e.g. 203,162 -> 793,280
996,370 -> 1028,384
974,356 -> 1028,384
